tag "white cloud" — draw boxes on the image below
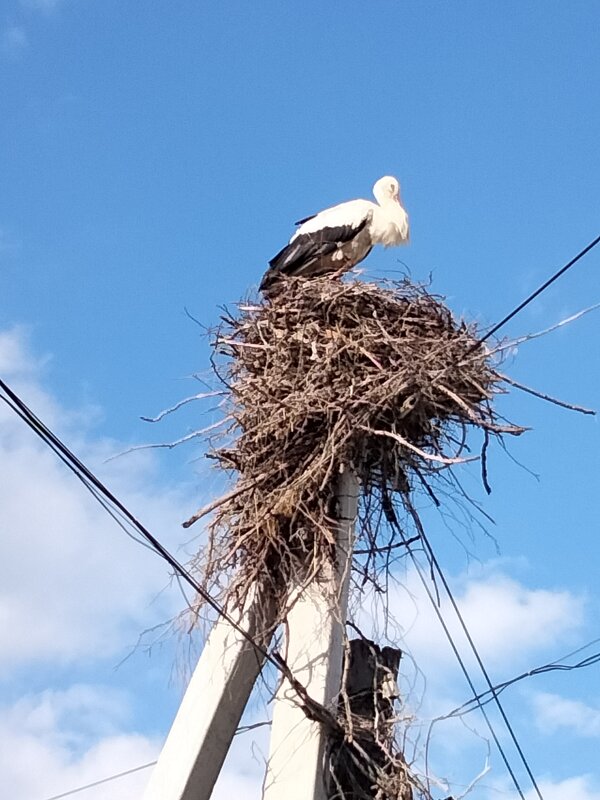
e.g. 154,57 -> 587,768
0,685 -> 159,800
0,683 -> 273,800
435,573 -> 582,665
0,328 -> 190,672
1,25 -> 27,57
3,684 -> 131,748
497,775 -> 600,800
358,567 -> 584,676
0,326 -> 38,375
532,692 -> 600,738
531,776 -> 600,800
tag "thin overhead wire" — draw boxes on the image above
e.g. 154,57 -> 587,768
403,498 -> 543,800
472,232 -> 600,351
0,377 -> 281,675
445,642 -> 600,720
40,761 -> 157,800
8,235 -> 592,800
2,371 -> 534,797
384,498 -> 529,800
423,520 -> 543,800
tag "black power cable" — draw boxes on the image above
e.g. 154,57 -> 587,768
408,503 -> 544,800
446,642 -> 600,720
383,496 -> 530,800
0,378 -> 281,674
1,374 -> 534,798
470,232 -> 600,353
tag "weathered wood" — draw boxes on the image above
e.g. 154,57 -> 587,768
343,639 -> 402,737
328,638 -> 412,800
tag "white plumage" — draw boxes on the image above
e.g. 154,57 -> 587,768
260,176 -> 409,292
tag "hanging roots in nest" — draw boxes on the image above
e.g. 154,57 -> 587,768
185,276 -> 524,620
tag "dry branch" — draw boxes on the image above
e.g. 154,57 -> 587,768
499,373 -> 595,415
490,302 -> 600,354
140,390 -> 226,423
171,274 -> 599,799
177,275 -> 575,800
185,276 -> 519,637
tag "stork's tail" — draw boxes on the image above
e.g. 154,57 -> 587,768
260,240 -> 295,293
259,266 -> 283,295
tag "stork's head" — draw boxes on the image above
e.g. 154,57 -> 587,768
373,176 -> 400,205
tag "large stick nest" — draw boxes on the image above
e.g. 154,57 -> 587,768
187,277 -> 524,617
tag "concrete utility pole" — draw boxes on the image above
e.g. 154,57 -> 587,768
262,471 -> 359,800
144,471 -> 358,800
143,586 -> 277,800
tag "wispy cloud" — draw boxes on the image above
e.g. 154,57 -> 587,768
357,567 -> 584,675
20,0 -> 64,12
1,25 -> 27,58
3,0 -> 66,60
0,227 -> 20,255
0,327 -> 40,375
532,692 -> 600,738
496,774 -> 600,800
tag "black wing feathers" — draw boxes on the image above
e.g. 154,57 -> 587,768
294,213 -> 317,226
268,219 -> 368,272
260,217 -> 370,292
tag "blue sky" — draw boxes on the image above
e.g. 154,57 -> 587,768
1,1 -> 599,798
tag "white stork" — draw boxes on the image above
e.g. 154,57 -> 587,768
260,176 -> 409,292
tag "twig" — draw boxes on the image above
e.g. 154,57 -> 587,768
490,302 -> 600,353
455,758 -> 491,799
354,535 -> 420,555
235,720 -> 272,735
218,338 -> 269,349
141,391 -> 226,422
360,426 -> 479,465
182,475 -> 265,528
437,385 -> 528,434
499,373 -> 595,415
481,429 -> 492,495
105,417 -> 233,462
